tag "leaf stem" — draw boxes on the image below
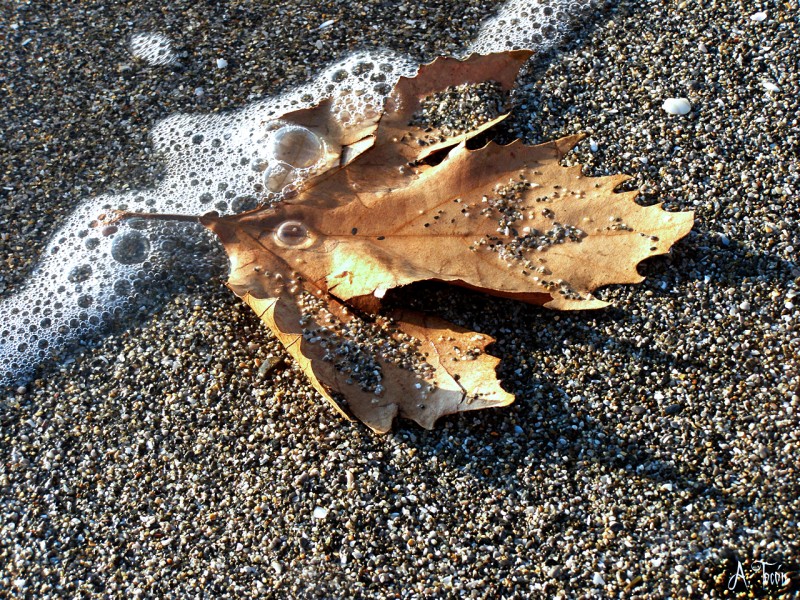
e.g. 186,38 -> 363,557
101,210 -> 205,225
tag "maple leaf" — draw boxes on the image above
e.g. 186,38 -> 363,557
113,52 -> 693,433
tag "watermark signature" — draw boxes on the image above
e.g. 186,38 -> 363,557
727,559 -> 791,592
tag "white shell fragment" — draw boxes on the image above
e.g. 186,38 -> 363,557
750,11 -> 767,22
662,97 -> 692,115
312,506 -> 329,520
761,80 -> 780,93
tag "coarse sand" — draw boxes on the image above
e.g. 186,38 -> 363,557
1,1 -> 798,597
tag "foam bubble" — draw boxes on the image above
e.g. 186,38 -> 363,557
111,230 -> 151,265
265,163 -> 300,194
129,32 -> 177,66
469,0 -> 601,55
1,0 -> 597,386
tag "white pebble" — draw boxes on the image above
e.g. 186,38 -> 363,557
761,80 -> 780,93
215,57 -> 228,69
592,573 -> 605,585
312,506 -> 329,520
750,11 -> 767,22
662,97 -> 691,115
589,139 -> 598,152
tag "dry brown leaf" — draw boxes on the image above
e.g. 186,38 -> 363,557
118,51 -> 693,432
244,287 -> 513,433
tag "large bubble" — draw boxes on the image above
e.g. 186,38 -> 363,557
268,126 -> 325,169
274,221 -> 314,249
111,231 -> 151,265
